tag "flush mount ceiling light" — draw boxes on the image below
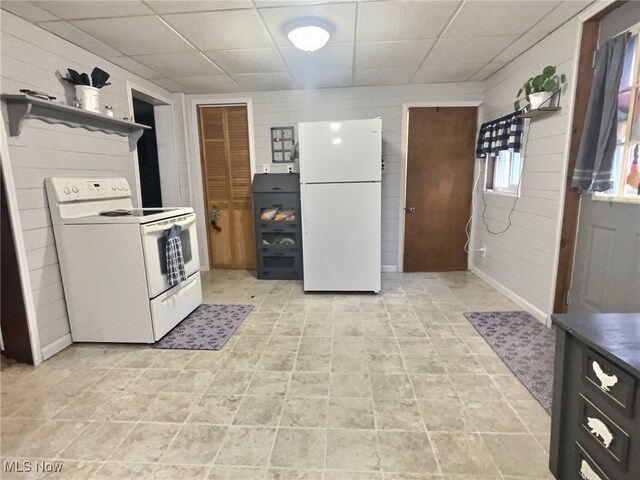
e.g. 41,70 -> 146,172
286,18 -> 333,53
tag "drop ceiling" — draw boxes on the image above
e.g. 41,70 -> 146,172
1,0 -> 592,94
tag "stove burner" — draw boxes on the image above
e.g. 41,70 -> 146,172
99,210 -> 132,217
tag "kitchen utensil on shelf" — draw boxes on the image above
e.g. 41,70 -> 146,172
91,67 -> 110,89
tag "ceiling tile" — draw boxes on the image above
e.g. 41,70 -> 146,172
356,40 -> 434,68
233,72 -> 295,91
108,56 -> 164,80
204,48 -> 287,74
354,66 -> 415,86
493,32 -> 546,63
424,35 -> 518,65
172,75 -> 240,94
133,52 -> 222,77
280,43 -> 353,72
412,63 -> 484,83
291,69 -> 352,89
71,16 -> 195,55
358,1 -> 461,42
1,1 -> 59,22
34,1 -> 153,20
529,0 -> 592,34
163,10 -> 273,50
443,0 -> 560,37
146,1 -> 252,14
469,62 -> 507,81
39,21 -> 123,58
152,78 -> 185,92
259,3 -> 356,46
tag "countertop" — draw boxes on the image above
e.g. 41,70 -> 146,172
551,313 -> 640,379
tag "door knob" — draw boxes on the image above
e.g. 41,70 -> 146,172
405,207 -> 416,213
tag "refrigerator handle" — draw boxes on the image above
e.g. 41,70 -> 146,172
301,184 -> 308,235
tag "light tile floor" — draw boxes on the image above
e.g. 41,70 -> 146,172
1,270 -> 554,479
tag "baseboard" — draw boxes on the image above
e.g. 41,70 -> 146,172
469,265 -> 548,325
381,265 -> 398,273
41,333 -> 72,361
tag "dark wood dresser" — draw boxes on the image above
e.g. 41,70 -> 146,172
550,313 -> 640,480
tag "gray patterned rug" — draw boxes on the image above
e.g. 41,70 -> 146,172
464,311 -> 555,414
153,304 -> 253,351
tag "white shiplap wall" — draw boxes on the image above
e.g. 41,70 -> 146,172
185,83 -> 484,269
172,92 -> 191,207
469,17 -> 581,322
0,11 -> 182,357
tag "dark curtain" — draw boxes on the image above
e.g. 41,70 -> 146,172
572,33 -> 630,192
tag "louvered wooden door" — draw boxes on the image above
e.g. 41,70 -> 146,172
197,105 -> 255,269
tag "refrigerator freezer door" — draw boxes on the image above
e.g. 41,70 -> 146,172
301,182 -> 381,292
299,118 -> 382,184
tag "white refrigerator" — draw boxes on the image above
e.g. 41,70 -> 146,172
298,118 -> 382,292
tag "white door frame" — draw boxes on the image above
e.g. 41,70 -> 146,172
0,108 -> 43,365
187,97 -> 257,270
397,100 -> 482,273
126,81 -> 177,207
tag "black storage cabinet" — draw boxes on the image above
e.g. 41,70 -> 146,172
252,173 -> 302,280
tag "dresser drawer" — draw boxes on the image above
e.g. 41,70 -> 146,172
576,443 -> 610,480
579,394 -> 630,470
583,348 -> 636,418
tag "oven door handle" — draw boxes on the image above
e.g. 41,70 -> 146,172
142,215 -> 196,234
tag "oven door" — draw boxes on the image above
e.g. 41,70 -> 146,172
141,213 -> 200,298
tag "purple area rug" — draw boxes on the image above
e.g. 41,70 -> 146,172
464,311 -> 555,414
153,304 -> 253,351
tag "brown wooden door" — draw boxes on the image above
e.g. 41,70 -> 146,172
198,105 -> 255,269
403,107 -> 477,272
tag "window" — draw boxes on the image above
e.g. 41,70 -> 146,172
485,150 -> 522,195
596,26 -> 640,201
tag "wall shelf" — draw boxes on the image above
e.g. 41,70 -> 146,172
1,94 -> 151,151
518,106 -> 561,119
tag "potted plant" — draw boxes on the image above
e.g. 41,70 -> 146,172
514,65 -> 566,112
62,67 -> 111,113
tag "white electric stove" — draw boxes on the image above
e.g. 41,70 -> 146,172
46,177 -> 202,343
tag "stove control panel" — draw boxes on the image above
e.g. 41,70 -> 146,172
46,177 -> 131,202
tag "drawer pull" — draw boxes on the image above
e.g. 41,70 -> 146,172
592,361 -> 618,392
586,417 -> 613,448
580,460 -> 603,480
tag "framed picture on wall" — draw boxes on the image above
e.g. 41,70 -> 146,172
271,126 -> 295,163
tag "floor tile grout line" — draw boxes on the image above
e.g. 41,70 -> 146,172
262,284 -> 308,478
323,304 -> 336,471
390,301 -> 444,478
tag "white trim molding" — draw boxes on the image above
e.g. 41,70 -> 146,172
187,97 -> 257,270
381,265 -> 399,273
0,108 -> 43,365
398,100 -> 483,272
41,334 -> 72,361
470,265 -> 549,326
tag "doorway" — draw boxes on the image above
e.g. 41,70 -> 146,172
403,106 -> 478,272
197,105 -> 255,270
133,97 -> 162,208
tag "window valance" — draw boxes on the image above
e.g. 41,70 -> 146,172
475,112 -> 523,158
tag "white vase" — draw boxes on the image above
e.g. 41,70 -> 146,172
75,85 -> 100,113
528,91 -> 559,110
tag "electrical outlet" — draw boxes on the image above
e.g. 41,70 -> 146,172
262,164 -> 271,173
287,165 -> 293,173
381,162 -> 386,173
